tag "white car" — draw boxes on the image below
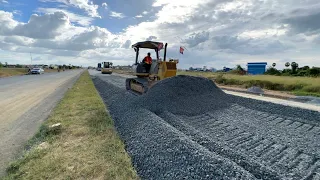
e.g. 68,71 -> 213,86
30,68 -> 44,74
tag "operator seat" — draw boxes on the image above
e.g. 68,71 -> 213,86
136,60 -> 150,74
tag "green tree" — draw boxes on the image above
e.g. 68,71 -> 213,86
265,67 -> 281,75
236,64 -> 244,71
302,66 -> 310,70
229,65 -> 245,75
0,62 -> 3,68
309,67 -> 320,77
285,62 -> 290,67
291,62 -> 299,73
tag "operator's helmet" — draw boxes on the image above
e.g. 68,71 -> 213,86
147,52 -> 151,56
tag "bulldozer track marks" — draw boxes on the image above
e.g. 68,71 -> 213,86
158,103 -> 320,179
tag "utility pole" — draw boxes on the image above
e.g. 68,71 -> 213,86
30,52 -> 33,67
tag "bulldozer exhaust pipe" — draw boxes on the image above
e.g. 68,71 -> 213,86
163,43 -> 167,61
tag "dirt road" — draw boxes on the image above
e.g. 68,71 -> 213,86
0,70 -> 82,176
90,70 -> 320,179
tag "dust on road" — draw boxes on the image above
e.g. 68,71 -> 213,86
0,70 -> 82,177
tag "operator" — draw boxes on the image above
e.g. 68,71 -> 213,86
142,52 -> 152,73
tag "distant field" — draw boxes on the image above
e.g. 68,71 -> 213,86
0,68 -> 69,78
0,68 -> 28,77
178,71 -> 320,97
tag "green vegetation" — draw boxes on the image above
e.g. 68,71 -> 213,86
15,64 -> 23,68
3,71 -> 138,180
265,62 -> 320,77
0,68 -> 28,77
178,71 -> 320,97
0,68 -> 71,77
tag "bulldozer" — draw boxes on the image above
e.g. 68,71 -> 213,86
125,41 -> 179,95
101,62 -> 113,74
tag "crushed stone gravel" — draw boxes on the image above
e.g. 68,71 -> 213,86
91,74 -> 320,180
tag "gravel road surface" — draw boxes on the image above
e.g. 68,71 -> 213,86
0,70 -> 82,176
90,70 -> 320,180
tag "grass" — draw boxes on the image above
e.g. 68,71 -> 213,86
114,69 -> 320,96
0,68 -> 71,78
179,71 -> 320,97
3,71 -> 138,180
0,68 -> 28,77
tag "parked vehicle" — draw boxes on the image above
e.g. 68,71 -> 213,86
97,63 -> 102,71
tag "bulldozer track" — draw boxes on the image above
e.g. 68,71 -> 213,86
157,104 -> 320,179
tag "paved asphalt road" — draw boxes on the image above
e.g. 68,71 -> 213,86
0,70 -> 82,177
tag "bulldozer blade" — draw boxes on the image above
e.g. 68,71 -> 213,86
125,78 -> 149,95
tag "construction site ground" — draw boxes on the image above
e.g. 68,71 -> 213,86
113,69 -> 320,106
90,70 -> 320,179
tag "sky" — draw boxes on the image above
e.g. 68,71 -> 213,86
1,0 -> 320,70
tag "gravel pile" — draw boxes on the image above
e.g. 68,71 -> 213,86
138,75 -> 231,116
92,76 -> 258,179
91,73 -> 320,180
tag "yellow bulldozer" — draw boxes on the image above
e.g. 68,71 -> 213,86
125,41 -> 179,95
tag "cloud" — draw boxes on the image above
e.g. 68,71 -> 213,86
31,26 -> 118,51
146,36 -> 157,41
39,0 -> 100,18
121,40 -> 132,48
1,0 -> 8,3
135,11 -> 149,18
12,11 -> 70,39
110,11 -> 125,19
36,8 -> 94,26
0,11 -> 18,35
283,12 -> 320,35
12,10 -> 22,16
2,1 -> 320,68
313,35 -> 320,44
102,2 -> 107,9
183,31 -> 209,48
212,35 -> 290,55
3,36 -> 34,46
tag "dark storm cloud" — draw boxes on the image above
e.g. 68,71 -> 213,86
283,12 -> 320,35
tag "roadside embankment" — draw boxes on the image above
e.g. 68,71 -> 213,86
3,71 -> 138,180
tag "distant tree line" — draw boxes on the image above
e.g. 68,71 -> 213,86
55,64 -> 81,69
265,62 -> 320,77
0,62 -> 81,69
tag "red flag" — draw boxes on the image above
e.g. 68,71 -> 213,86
158,43 -> 164,50
179,46 -> 184,54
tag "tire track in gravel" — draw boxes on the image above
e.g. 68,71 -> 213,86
90,71 -> 320,180
159,107 -> 320,179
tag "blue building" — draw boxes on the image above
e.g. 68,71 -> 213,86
247,62 -> 267,75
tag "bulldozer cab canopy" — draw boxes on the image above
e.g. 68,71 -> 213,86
103,62 -> 113,68
132,41 -> 164,50
132,41 -> 167,64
